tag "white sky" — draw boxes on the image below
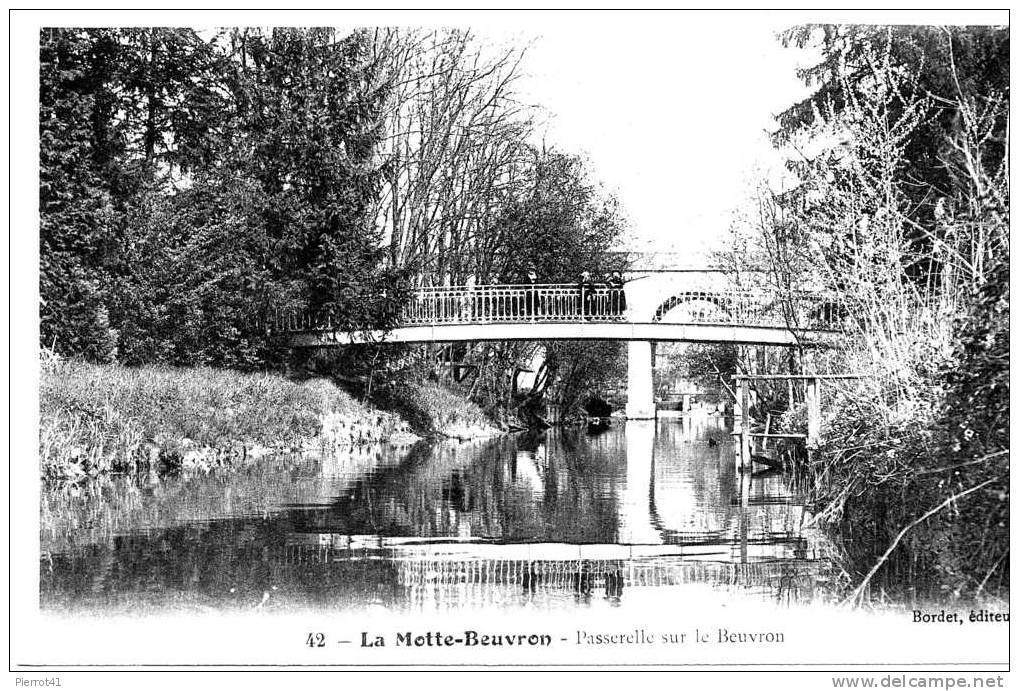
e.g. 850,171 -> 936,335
505,17 -> 819,259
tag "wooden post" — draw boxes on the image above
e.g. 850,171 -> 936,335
682,394 -> 691,414
739,469 -> 751,564
739,377 -> 751,471
806,376 -> 820,449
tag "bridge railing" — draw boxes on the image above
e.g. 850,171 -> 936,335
402,283 -> 627,325
271,283 -> 844,333
656,289 -> 845,330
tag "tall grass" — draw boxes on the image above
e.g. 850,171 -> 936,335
376,380 -> 497,440
40,356 -> 407,481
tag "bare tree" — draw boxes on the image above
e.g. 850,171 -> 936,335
370,29 -> 536,284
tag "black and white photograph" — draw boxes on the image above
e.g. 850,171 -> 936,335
8,7 -> 1011,684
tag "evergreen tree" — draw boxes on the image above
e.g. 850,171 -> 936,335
39,29 -> 120,360
39,27 -> 402,368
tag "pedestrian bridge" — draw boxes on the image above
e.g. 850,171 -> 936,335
281,280 -> 842,348
278,274 -> 844,418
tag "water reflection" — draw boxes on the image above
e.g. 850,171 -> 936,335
40,419 -> 832,614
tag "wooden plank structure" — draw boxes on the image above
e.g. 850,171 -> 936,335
732,374 -> 867,470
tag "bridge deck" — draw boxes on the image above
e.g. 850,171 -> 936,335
289,321 -> 839,346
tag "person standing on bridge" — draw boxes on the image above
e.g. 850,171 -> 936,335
609,271 -> 626,319
527,268 -> 537,321
579,271 -> 592,321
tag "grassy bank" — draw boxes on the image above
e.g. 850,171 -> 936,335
40,356 -> 418,481
373,380 -> 501,440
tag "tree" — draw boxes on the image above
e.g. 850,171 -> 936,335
744,24 -> 1010,601
369,29 -> 535,283
40,29 -> 123,361
39,28 -> 403,369
776,25 -> 1008,289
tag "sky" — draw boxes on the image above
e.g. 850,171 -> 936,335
500,17 -> 820,260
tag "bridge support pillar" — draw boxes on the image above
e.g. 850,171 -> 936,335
626,341 -> 656,419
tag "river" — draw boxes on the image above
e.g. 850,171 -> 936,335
40,416 -> 836,615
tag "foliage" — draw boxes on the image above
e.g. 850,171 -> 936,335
531,340 -> 627,417
40,28 -> 403,370
39,29 -> 122,361
746,25 -> 1009,602
777,25 -> 1008,278
938,251 -> 1009,462
657,343 -> 738,395
489,151 -> 628,283
927,250 -> 1009,597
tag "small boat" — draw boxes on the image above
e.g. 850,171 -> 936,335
750,453 -> 784,470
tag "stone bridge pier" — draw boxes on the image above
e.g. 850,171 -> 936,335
625,341 -> 656,419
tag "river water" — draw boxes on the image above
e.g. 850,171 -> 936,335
40,417 -> 836,615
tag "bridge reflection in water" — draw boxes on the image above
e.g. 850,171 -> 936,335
278,420 -> 826,609
40,421 -> 833,613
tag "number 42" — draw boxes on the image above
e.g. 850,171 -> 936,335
306,632 -> 326,648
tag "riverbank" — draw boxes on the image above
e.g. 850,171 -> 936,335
39,357 -> 498,482
372,380 -> 503,441
778,258 -> 1009,606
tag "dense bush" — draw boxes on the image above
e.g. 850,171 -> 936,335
755,25 -> 1009,604
925,252 -> 1009,598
